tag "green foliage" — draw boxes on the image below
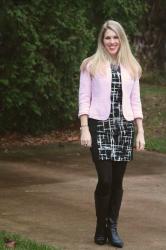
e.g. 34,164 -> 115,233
0,0 -> 94,133
0,0 -> 148,133
142,70 -> 166,85
87,0 -> 148,37
102,0 -> 148,35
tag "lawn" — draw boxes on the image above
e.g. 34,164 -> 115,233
0,231 -> 61,250
141,83 -> 166,153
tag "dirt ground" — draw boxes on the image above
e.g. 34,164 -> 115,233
0,143 -> 166,250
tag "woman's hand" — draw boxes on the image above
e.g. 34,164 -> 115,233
80,126 -> 92,147
136,131 -> 145,151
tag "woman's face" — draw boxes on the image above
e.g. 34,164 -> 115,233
103,29 -> 120,57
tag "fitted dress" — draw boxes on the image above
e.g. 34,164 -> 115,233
88,64 -> 135,162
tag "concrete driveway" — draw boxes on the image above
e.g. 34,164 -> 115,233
0,143 -> 166,250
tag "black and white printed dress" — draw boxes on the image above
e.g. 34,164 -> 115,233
88,64 -> 135,162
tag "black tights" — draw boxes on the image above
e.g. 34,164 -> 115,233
94,160 -> 127,197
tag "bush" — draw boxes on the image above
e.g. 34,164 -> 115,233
0,0 -> 94,133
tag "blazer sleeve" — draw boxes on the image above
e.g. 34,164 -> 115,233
131,78 -> 143,119
78,68 -> 92,118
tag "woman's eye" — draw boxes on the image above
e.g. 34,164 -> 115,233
105,36 -> 119,40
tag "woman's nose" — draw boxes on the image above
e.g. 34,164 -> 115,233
110,38 -> 115,43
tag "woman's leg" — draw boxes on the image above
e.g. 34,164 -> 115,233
107,161 -> 127,248
94,159 -> 113,196
108,161 -> 127,220
112,161 -> 127,189
93,160 -> 113,245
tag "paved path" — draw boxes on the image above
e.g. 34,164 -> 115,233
0,143 -> 166,250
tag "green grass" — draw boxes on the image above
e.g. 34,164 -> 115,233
0,231 -> 61,250
145,138 -> 166,154
141,85 -> 166,96
141,84 -> 166,153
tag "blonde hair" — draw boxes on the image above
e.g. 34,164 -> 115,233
81,20 -> 142,79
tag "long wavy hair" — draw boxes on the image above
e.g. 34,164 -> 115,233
81,20 -> 142,79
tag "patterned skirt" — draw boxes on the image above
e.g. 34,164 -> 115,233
88,116 -> 135,162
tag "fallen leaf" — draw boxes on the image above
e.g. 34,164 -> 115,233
4,238 -> 16,248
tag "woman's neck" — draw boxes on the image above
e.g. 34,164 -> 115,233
110,56 -> 118,65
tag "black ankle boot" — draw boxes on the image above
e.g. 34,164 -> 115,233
94,194 -> 109,245
107,218 -> 124,248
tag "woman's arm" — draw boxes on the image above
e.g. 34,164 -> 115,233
135,118 -> 145,151
78,67 -> 92,118
131,78 -> 145,151
78,64 -> 92,147
80,114 -> 92,147
131,78 -> 143,119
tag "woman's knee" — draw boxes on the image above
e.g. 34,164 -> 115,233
111,161 -> 127,190
96,179 -> 112,196
94,160 -> 113,196
112,176 -> 124,191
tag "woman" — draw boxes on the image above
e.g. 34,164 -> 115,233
78,20 -> 145,248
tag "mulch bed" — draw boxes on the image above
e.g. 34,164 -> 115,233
0,130 -> 80,150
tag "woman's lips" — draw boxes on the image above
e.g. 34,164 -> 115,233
108,46 -> 117,51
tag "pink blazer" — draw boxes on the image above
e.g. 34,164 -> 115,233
78,62 -> 143,121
